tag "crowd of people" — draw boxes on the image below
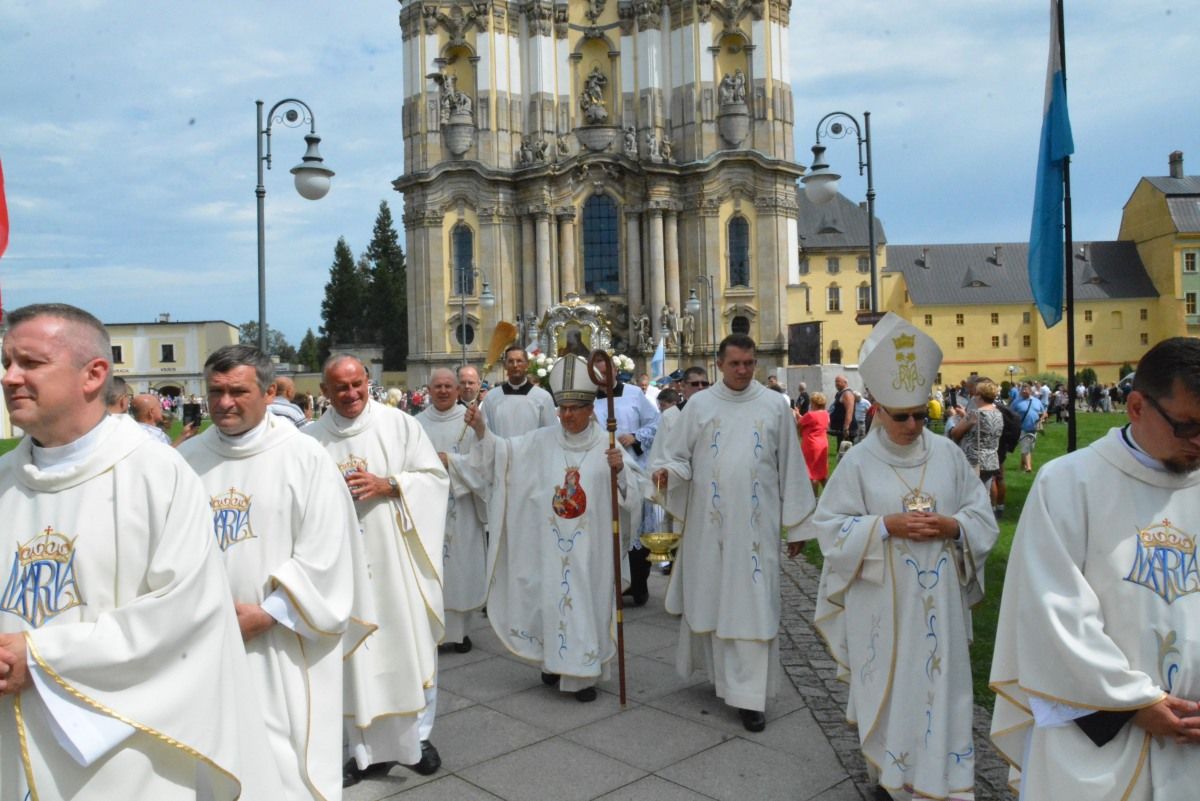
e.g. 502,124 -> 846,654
1,301 -> 1197,801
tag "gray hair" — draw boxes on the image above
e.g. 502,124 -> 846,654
205,344 -> 274,392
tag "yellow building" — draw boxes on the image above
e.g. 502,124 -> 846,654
107,316 -> 239,397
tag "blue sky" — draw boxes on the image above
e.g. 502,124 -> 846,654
1,1 -> 1196,345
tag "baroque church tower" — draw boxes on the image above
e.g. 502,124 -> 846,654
395,0 -> 801,380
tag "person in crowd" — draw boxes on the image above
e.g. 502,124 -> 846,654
455,356 -> 642,702
829,374 -> 858,448
0,303 -> 283,799
420,368 -> 488,653
991,337 -> 1200,799
457,364 -> 483,407
481,345 -> 557,437
949,378 -> 1003,513
807,313 -> 998,800
1012,383 -> 1047,473
653,334 -> 815,732
105,374 -> 131,415
798,391 -> 831,495
180,344 -> 360,800
307,355 -> 449,785
267,375 -> 307,427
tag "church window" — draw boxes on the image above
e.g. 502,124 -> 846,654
856,284 -> 871,311
728,216 -> 750,287
454,321 -> 475,345
827,286 -> 841,312
583,195 -> 620,294
452,224 -> 474,295
731,315 -> 750,334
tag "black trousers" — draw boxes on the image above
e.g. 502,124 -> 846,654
628,544 -> 651,595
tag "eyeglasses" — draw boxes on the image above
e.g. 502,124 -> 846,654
687,381 -> 710,387
1142,393 -> 1200,439
884,408 -> 928,424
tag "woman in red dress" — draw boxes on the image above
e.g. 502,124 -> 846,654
797,391 -> 830,495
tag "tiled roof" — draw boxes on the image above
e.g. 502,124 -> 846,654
885,241 -> 1158,306
795,190 -> 887,250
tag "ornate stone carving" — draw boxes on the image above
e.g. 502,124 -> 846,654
617,0 -> 636,34
554,4 -> 569,37
517,135 -> 549,165
422,2 -> 490,43
525,0 -> 553,35
718,69 -> 746,106
636,0 -> 663,30
585,0 -> 607,22
697,0 -> 712,22
622,125 -> 638,158
579,65 -> 609,124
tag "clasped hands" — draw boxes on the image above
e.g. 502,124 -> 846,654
883,511 -> 960,542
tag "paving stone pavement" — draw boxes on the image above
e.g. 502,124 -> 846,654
346,548 -> 1014,800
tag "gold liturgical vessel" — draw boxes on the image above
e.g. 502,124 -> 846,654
639,532 -> 681,563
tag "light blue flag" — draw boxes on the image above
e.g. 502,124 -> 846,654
1029,0 -> 1074,328
650,336 -> 666,381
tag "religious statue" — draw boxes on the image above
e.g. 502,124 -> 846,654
623,125 -> 638,158
718,69 -> 747,106
660,133 -> 673,162
579,65 -> 609,124
517,136 -> 534,165
680,312 -> 695,355
660,304 -> 678,350
435,71 -> 473,126
634,312 -> 652,354
557,134 -> 570,156
533,137 -> 549,161
645,131 -> 660,160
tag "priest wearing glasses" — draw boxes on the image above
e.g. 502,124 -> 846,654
804,313 -> 998,801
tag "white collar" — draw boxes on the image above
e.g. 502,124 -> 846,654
32,414 -> 116,473
215,414 -> 271,448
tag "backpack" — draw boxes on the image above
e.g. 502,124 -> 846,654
997,402 -> 1022,458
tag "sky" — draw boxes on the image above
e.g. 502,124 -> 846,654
1,1 -> 1196,346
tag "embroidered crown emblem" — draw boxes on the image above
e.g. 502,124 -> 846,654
210,487 -> 251,514
1,526 -> 84,628
339,455 -> 368,476
892,333 -> 916,350
891,333 -> 923,392
1125,519 -> 1200,604
1138,523 -> 1195,554
18,527 -> 75,567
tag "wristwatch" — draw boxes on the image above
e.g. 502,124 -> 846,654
387,477 -> 399,497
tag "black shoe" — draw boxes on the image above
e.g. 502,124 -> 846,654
575,686 -> 598,703
630,592 -> 648,607
541,671 -> 560,686
454,636 -> 473,653
621,587 -> 635,597
405,740 -> 440,776
873,786 -> 893,801
343,760 -> 364,788
738,708 -> 766,732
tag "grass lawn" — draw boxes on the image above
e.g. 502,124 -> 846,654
803,411 -> 1127,709
0,418 -> 210,456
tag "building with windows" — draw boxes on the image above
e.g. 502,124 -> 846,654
394,0 -> 802,382
107,317 -> 239,397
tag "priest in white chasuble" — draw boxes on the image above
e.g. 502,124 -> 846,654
651,335 -> 815,733
991,337 -> 1200,801
306,355 -> 449,783
180,344 -> 361,801
480,344 -> 557,437
807,313 -> 997,801
0,304 -> 284,801
418,367 -> 488,652
454,356 -> 643,702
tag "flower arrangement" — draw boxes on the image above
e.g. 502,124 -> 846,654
610,352 -> 635,376
528,351 -> 556,391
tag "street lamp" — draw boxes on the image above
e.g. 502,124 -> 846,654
802,111 -> 877,317
256,99 -> 334,353
457,267 -> 495,366
685,274 -> 719,374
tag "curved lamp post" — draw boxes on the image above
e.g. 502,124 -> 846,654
685,274 -> 719,375
256,99 -> 334,353
458,266 -> 495,366
802,111 -> 877,317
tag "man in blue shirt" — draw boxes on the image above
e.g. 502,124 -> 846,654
1011,383 -> 1047,472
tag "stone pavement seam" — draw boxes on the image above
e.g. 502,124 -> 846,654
778,548 -> 1014,801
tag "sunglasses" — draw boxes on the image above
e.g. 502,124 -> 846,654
884,409 -> 928,423
687,380 -> 710,387
1142,393 -> 1200,439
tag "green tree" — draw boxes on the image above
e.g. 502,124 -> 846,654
1078,367 -> 1098,387
319,237 -> 369,349
296,328 -> 323,373
238,321 -> 298,362
364,201 -> 408,369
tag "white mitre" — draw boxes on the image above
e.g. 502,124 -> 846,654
858,312 -> 942,409
549,355 -> 597,404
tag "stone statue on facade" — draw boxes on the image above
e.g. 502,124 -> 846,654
660,304 -> 678,349
557,134 -> 571,156
623,125 -> 638,158
660,133 -> 673,162
645,131 -> 660,160
718,69 -> 747,106
436,72 -> 473,126
634,312 -> 652,354
579,65 -> 609,124
680,312 -> 695,354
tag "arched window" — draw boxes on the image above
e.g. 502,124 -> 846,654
452,224 -> 474,295
583,194 -> 620,294
728,216 -> 750,287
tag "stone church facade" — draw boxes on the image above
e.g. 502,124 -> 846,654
394,0 -> 803,382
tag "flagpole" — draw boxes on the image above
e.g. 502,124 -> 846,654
1058,0 -> 1077,453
